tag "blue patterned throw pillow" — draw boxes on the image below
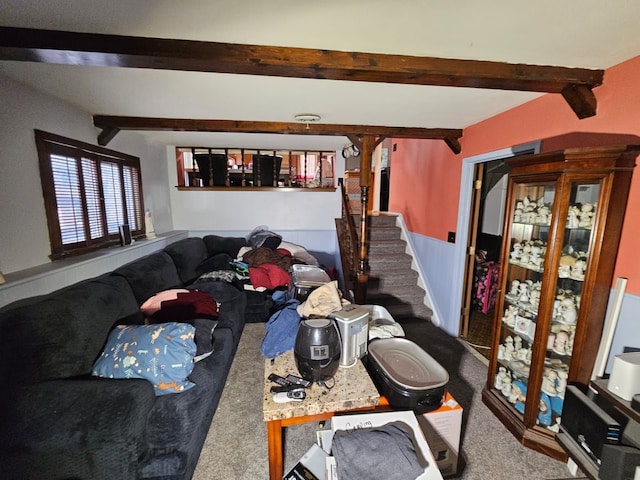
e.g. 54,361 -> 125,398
92,322 -> 197,395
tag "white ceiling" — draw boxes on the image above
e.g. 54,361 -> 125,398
2,0 -> 640,151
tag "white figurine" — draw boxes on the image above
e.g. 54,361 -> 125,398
505,336 -> 515,359
495,367 -> 508,390
501,376 -> 512,397
560,298 -> 577,324
553,330 -> 570,355
514,336 -> 522,351
541,368 -> 559,396
556,371 -> 569,398
579,203 -> 594,228
497,344 -> 506,360
508,280 -> 521,299
518,282 -> 530,306
567,206 -> 581,228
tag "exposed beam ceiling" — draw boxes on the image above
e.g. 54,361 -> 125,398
93,115 -> 464,154
0,26 -> 605,152
0,27 -> 603,115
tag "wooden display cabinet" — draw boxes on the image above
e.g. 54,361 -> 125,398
482,142 -> 640,459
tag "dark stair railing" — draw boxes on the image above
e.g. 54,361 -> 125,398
337,180 -> 364,302
336,135 -> 380,303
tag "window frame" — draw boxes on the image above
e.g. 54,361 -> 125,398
35,130 -> 145,260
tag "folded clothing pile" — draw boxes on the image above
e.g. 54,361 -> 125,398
332,421 -> 426,480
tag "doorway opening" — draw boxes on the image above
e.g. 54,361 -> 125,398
460,158 -> 509,360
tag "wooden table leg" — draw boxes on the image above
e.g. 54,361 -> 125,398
267,419 -> 283,480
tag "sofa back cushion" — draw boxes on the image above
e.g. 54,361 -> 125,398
112,251 -> 182,305
203,235 -> 247,259
164,237 -> 208,285
0,275 -> 140,387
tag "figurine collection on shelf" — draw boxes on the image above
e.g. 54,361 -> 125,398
513,196 -> 551,225
566,202 -> 595,229
509,239 -> 547,271
558,248 -> 588,280
508,240 -> 588,281
494,358 -> 568,429
512,196 -> 595,231
497,189 -> 597,433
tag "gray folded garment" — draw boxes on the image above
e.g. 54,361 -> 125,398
331,421 -> 426,480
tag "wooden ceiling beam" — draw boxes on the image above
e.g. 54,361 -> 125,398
93,115 -> 463,153
1,27 -> 603,119
96,126 -> 120,147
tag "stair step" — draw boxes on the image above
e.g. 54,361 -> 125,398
365,295 -> 433,321
368,285 -> 425,301
353,214 -> 398,227
367,289 -> 426,305
368,253 -> 413,270
368,272 -> 420,290
368,226 -> 402,241
342,213 -> 432,323
367,240 -> 407,255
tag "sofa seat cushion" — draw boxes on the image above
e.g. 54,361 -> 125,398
92,323 -> 197,395
1,377 -> 155,449
140,328 -> 235,477
112,251 -> 182,305
188,281 -> 247,342
1,443 -> 140,480
0,275 -> 140,387
0,378 -> 155,480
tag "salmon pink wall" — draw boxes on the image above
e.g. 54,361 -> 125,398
389,138 -> 461,237
389,55 -> 640,294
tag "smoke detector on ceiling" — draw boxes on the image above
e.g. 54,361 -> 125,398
294,113 -> 321,123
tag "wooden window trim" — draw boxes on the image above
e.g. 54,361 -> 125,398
35,130 -> 145,260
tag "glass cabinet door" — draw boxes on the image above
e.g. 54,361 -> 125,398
493,182 -> 555,421
540,181 -> 599,430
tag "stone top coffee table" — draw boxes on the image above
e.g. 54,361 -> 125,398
263,350 -> 381,480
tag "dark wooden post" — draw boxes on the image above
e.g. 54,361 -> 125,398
353,135 -> 375,304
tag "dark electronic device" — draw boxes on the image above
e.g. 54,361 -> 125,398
270,384 -> 309,394
294,318 -> 341,383
272,389 -> 306,403
270,385 -> 293,394
561,385 -> 622,464
119,224 -> 132,246
268,373 -> 291,387
599,444 -> 640,480
285,374 -> 312,388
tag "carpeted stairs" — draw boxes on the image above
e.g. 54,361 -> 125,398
361,213 -> 434,321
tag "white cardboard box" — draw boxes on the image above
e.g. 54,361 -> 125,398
283,443 -> 327,480
417,392 -> 463,477
330,410 -> 445,480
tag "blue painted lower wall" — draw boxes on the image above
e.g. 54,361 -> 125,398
409,229 -> 640,371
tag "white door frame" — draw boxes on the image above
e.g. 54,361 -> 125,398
448,147 -> 516,336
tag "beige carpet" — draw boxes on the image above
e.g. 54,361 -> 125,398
193,323 -> 314,479
193,322 -> 579,480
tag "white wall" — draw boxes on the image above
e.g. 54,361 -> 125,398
0,74 -> 343,304
166,145 -> 343,233
481,174 -> 507,236
0,73 -> 171,275
409,233 -> 457,336
0,232 -> 187,308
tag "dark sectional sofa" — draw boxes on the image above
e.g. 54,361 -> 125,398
0,235 -> 261,480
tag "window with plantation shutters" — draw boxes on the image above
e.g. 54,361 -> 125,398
36,130 -> 145,259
